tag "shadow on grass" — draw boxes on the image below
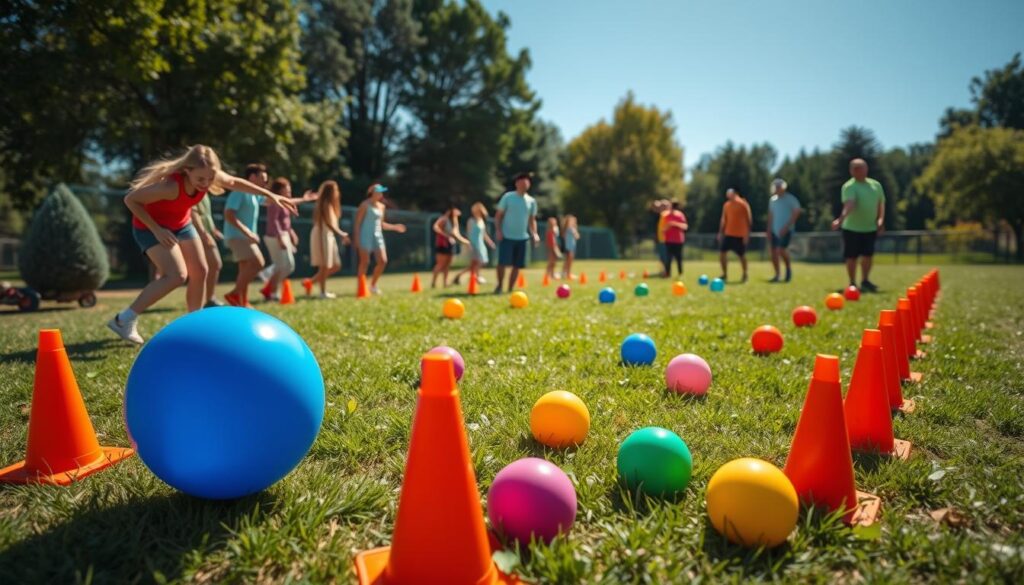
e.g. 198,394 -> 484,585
852,450 -> 889,473
514,434 -> 582,459
0,491 -> 275,583
1,338 -> 127,364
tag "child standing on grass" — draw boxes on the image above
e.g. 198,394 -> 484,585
453,202 -> 495,285
353,183 -> 407,295
561,214 -> 580,280
259,177 -> 313,301
309,180 -> 349,299
108,145 -> 296,344
190,194 -> 225,307
545,217 -> 562,280
431,204 -> 470,288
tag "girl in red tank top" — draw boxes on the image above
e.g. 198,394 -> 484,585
107,145 -> 298,346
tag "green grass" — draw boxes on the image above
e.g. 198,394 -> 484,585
1,260 -> 1023,583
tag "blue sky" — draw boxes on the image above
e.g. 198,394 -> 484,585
483,0 -> 1024,166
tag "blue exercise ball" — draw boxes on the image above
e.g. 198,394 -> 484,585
698,274 -> 709,286
599,287 -> 617,304
621,333 -> 657,366
710,278 -> 725,292
125,308 -> 324,499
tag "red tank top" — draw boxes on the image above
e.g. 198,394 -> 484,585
132,172 -> 208,231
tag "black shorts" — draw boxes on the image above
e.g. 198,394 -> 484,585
842,229 -> 877,259
720,236 -> 746,256
435,245 -> 453,255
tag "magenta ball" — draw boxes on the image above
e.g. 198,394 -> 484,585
665,353 -> 713,395
487,457 -> 577,544
424,345 -> 464,381
556,284 -> 571,299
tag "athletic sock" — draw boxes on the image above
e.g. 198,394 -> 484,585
117,308 -> 137,323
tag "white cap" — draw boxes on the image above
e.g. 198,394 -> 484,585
772,178 -> 787,191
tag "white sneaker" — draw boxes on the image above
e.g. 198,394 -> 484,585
476,276 -> 487,285
257,266 -> 273,284
319,292 -> 336,299
107,315 -> 144,345
371,285 -> 382,295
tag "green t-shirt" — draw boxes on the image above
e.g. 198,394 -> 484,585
841,178 -> 885,233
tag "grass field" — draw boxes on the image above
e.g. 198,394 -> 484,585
1,260 -> 1023,583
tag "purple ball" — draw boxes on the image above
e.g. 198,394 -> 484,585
487,457 -> 577,544
424,345 -> 464,381
556,284 -> 571,299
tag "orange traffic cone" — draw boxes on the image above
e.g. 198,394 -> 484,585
280,279 -> 296,305
411,274 -> 422,293
542,273 -> 550,287
898,298 -> 924,360
618,270 -> 626,280
358,274 -> 370,299
599,271 -> 607,283
844,330 -> 911,460
783,354 -> 880,526
467,270 -> 479,295
642,269 -> 649,279
579,272 -> 587,285
354,354 -> 516,584
0,330 -> 134,485
302,277 -> 313,297
878,311 -> 914,411
516,273 -> 526,289
908,287 -> 932,343
893,304 -> 923,383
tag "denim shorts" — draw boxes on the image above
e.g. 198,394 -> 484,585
133,223 -> 198,253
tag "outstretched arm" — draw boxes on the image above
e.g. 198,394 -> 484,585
217,171 -> 297,215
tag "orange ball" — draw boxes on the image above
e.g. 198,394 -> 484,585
791,306 -> 817,327
825,293 -> 845,310
672,281 -> 687,296
751,325 -> 784,354
442,298 -> 465,319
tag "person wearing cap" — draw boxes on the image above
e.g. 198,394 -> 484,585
716,188 -> 752,283
493,172 -> 539,293
767,178 -> 802,282
354,183 -> 407,295
831,158 -> 884,292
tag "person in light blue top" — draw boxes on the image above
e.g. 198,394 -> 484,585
453,202 -> 496,285
494,172 -> 539,293
560,214 -> 580,279
767,178 -> 802,283
354,183 -> 406,295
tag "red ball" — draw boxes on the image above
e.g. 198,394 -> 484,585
751,325 -> 784,354
844,285 -> 860,301
791,305 -> 817,327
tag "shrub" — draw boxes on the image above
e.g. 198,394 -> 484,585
19,184 -> 109,292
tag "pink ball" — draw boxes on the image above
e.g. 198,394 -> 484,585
487,457 -> 577,544
665,353 -> 712,395
556,284 -> 571,299
424,345 -> 464,381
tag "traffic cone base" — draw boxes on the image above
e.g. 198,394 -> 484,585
914,350 -> 926,360
893,439 -> 913,461
355,536 -> 518,585
925,321 -> 934,329
898,398 -> 916,413
851,491 -> 882,527
907,372 -> 923,384
0,446 -> 133,486
921,334 -> 933,344
302,278 -> 314,296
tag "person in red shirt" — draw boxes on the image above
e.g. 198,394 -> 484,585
108,145 -> 297,345
662,201 -> 688,277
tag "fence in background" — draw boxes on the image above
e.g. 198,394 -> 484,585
0,186 -> 619,278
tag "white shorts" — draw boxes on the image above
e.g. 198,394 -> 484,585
310,225 -> 341,268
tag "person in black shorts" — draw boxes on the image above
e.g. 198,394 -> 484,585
431,204 -> 469,288
493,172 -> 540,293
831,159 -> 885,291
716,188 -> 752,282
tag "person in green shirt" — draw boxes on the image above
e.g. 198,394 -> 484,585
831,158 -> 884,292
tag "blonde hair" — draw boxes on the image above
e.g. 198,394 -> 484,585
130,145 -> 224,194
314,180 -> 341,226
471,202 -> 489,219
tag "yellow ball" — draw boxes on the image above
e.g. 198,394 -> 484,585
530,391 -> 590,448
442,298 -> 465,319
510,291 -> 529,309
672,281 -> 687,296
706,458 -> 798,548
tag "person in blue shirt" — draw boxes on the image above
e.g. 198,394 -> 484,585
767,178 -> 802,283
493,172 -> 540,293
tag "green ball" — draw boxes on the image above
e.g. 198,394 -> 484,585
634,283 -> 650,297
617,427 -> 692,496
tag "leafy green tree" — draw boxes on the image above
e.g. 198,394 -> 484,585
917,125 -> 1024,260
495,118 -> 564,213
881,144 -> 935,229
775,148 -> 830,230
560,93 -> 684,246
19,185 -> 109,293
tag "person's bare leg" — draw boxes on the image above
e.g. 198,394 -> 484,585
495,265 -> 506,291
565,253 -> 574,278
204,245 -> 222,302
431,259 -> 442,288
237,254 -> 264,306
860,255 -> 873,284
739,254 -> 748,280
770,247 -> 780,279
357,249 -> 370,282
179,239 -> 208,313
845,258 -> 857,285
314,266 -> 327,295
719,251 -> 728,279
508,267 -> 520,292
780,248 -> 792,281
442,256 -> 453,287
130,245 -> 187,313
371,249 -> 388,286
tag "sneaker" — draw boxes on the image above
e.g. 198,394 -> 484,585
257,266 -> 273,284
493,285 -> 503,295
371,285 -> 382,295
107,315 -> 144,345
769,275 -> 780,283
861,280 -> 878,292
224,292 -> 243,307
204,298 -> 225,309
260,283 -> 274,301
319,291 -> 336,299
785,269 -> 792,282
741,273 -> 748,283
453,275 -> 461,285
476,276 -> 487,285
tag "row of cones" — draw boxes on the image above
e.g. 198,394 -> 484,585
783,270 -> 940,526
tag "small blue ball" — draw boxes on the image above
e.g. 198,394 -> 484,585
126,308 -> 325,499
621,333 -> 657,366
698,274 -> 709,286
599,287 -> 617,304
710,278 -> 725,292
